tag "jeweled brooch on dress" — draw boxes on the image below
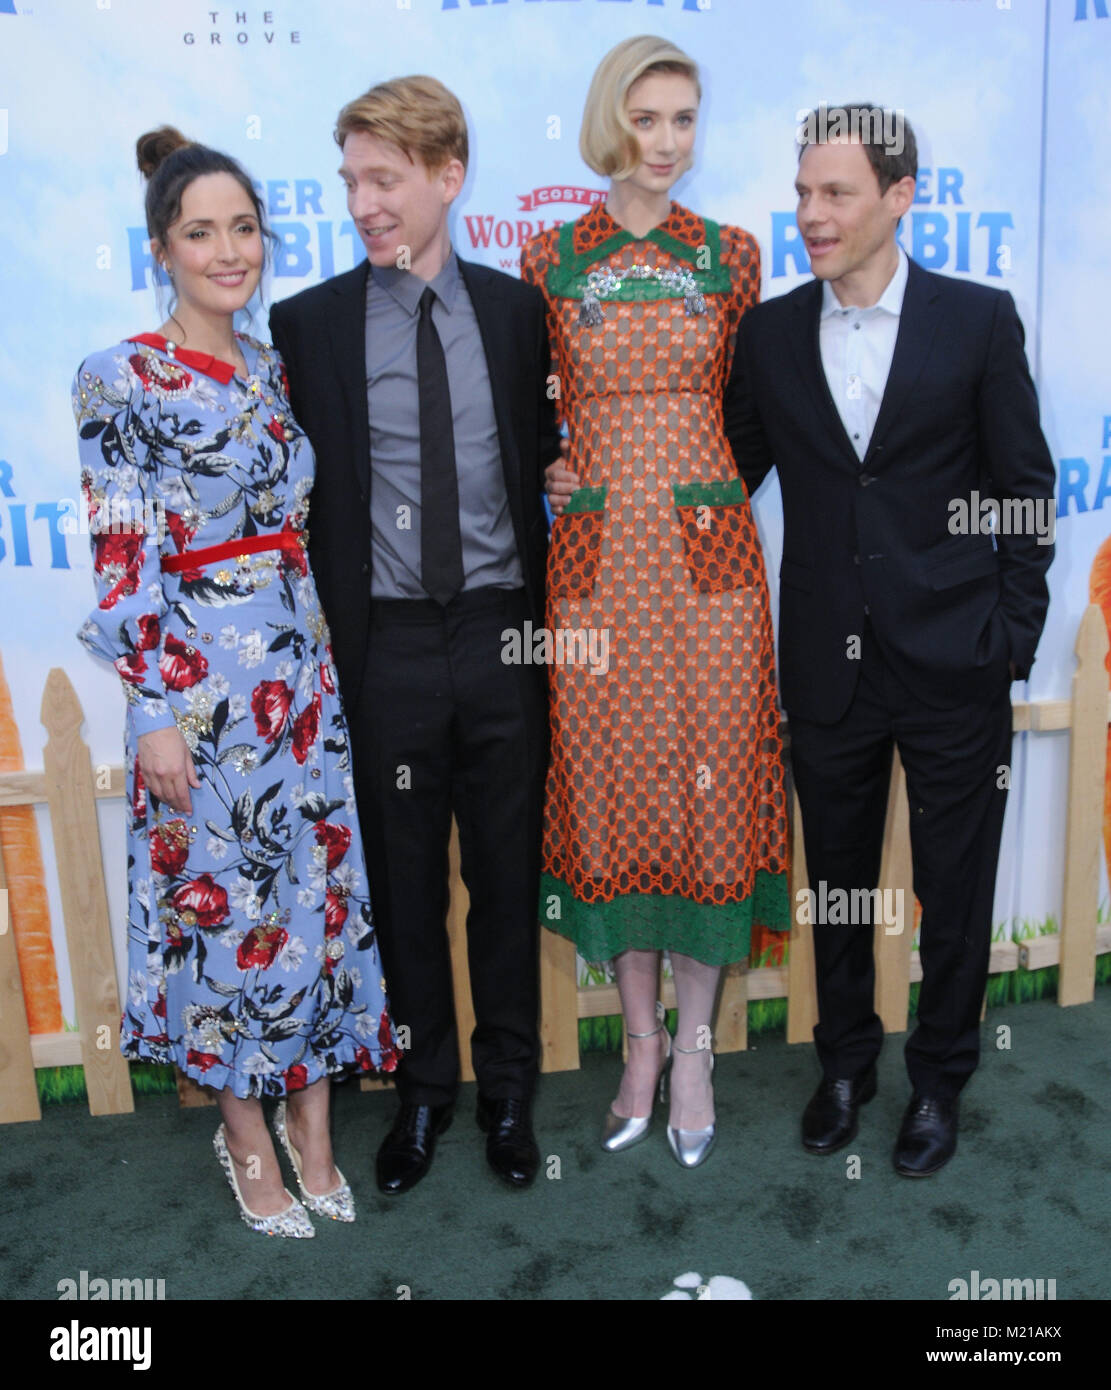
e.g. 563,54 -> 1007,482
579,263 -> 708,326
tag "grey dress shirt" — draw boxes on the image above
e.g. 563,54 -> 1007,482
364,251 -> 523,598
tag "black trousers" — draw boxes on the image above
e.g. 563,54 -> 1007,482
347,586 -> 548,1107
787,623 -> 1012,1101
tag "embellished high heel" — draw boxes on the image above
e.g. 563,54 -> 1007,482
273,1101 -> 356,1222
666,1043 -> 716,1169
601,1022 -> 672,1153
213,1123 -> 315,1237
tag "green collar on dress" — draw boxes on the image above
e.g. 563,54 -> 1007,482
548,213 -> 731,301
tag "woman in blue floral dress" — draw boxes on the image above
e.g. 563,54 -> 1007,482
73,127 -> 396,1237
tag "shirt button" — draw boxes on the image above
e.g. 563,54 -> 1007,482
853,323 -> 861,330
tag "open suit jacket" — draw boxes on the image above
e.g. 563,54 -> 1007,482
269,256 -> 562,712
723,256 -> 1055,725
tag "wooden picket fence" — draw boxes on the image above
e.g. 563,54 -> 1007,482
1,606 -> 1108,1124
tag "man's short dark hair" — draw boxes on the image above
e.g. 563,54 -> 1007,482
796,102 -> 917,194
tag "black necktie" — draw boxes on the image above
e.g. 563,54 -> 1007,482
417,286 -> 463,605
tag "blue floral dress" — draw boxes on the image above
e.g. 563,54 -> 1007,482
73,331 -> 398,1098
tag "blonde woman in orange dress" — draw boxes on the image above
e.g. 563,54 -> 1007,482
525,36 -> 789,1168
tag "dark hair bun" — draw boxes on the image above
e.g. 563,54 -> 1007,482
136,126 -> 191,179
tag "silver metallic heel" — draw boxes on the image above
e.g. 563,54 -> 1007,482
601,1020 -> 672,1153
213,1123 -> 315,1237
273,1101 -> 356,1222
666,1043 -> 716,1169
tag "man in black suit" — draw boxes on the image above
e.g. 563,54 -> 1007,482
271,76 -> 562,1192
722,107 -> 1055,1175
548,104 -> 1055,1176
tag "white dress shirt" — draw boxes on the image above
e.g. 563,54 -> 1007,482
819,247 -> 909,462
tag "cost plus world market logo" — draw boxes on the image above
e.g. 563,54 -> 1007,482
462,185 -> 605,270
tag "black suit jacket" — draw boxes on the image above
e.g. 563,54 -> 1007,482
723,257 -> 1055,725
270,257 -> 562,711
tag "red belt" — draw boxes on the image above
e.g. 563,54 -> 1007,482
160,531 -> 307,573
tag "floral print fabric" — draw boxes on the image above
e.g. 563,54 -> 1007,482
73,333 -> 397,1097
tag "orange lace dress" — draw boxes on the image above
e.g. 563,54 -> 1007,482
521,201 -> 789,966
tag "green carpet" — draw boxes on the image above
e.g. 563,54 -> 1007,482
2,990 -> 1107,1302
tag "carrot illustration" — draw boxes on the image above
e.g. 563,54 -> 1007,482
751,920 -> 788,967
1089,537 -> 1111,882
0,649 -> 63,1034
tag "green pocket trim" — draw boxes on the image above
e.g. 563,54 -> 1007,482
672,478 -> 747,509
563,486 -> 607,515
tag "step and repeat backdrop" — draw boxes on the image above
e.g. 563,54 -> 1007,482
0,0 -> 1106,1026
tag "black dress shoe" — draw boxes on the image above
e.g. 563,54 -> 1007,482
893,1093 -> 958,1177
376,1102 -> 453,1195
801,1062 -> 877,1154
476,1094 -> 540,1188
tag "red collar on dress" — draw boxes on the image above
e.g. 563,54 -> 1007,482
127,332 -> 239,384
572,200 -> 707,259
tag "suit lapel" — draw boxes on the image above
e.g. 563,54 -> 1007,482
867,258 -> 944,462
788,279 -> 860,472
327,260 -> 372,495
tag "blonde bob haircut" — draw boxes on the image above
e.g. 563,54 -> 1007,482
579,35 -> 701,180
335,75 -> 469,173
